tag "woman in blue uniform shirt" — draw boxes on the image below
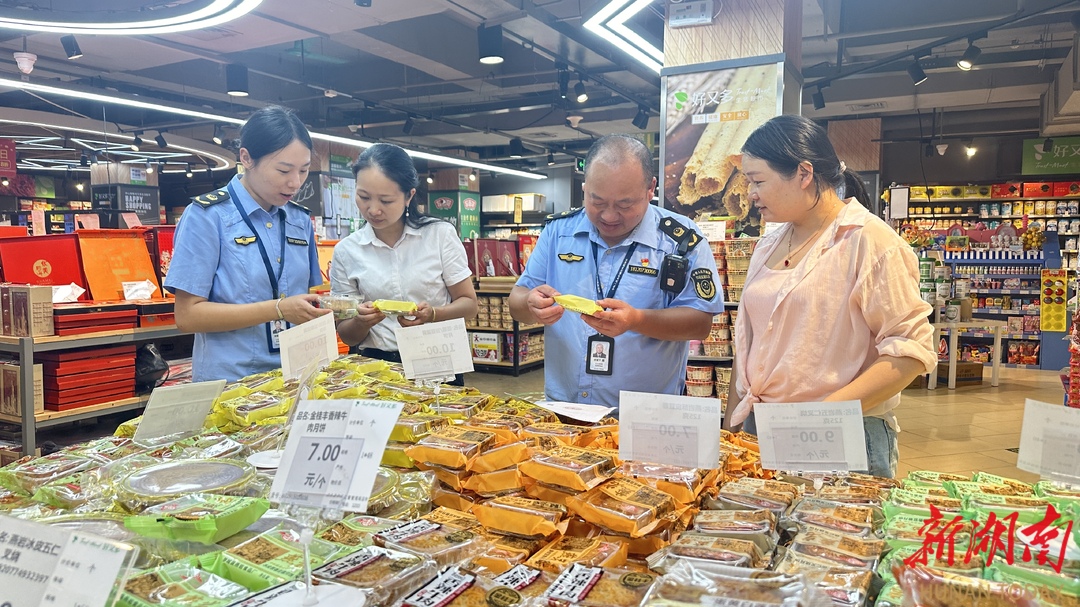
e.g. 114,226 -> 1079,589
165,106 -> 330,382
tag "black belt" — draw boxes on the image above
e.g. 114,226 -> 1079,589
359,347 -> 402,363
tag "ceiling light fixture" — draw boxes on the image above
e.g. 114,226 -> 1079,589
212,125 -> 224,145
957,42 -> 981,71
1044,137 -> 1055,153
936,143 -> 949,155
509,138 -> 525,158
186,164 -> 194,178
812,87 -> 826,110
402,115 -> 415,135
0,0 -> 263,35
547,151 -> 555,166
145,161 -> 154,174
60,34 -> 82,60
130,132 -> 143,152
426,173 -> 434,184
558,69 -> 569,99
478,23 -> 504,65
907,58 -> 928,86
79,152 -> 88,167
0,77 -> 545,179
1,177 -> 8,187
155,132 -> 168,148
924,142 -> 934,158
76,182 -> 84,191
574,78 -> 588,103
966,143 -> 977,157
583,0 -> 662,74
225,64 -> 249,97
469,171 -> 476,181
206,165 -> 212,176
631,106 -> 649,130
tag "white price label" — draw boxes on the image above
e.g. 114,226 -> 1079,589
0,515 -> 137,607
698,219 -> 727,242
394,319 -> 474,380
269,399 -> 403,511
278,312 -> 338,380
51,283 -> 84,304
1018,399 -> 1080,483
618,391 -> 721,469
133,380 -> 226,445
536,401 -> 614,424
122,279 -> 157,300
755,401 -> 867,473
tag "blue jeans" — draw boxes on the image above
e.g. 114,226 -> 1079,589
741,413 -> 898,478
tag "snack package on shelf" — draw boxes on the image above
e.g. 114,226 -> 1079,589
311,545 -> 436,605
522,422 -> 596,447
484,564 -> 557,599
0,452 -> 99,495
206,526 -> 350,591
405,427 -> 499,469
640,560 -> 819,607
892,561 -> 1041,607
786,497 -> 878,537
316,515 -> 400,552
618,461 -> 718,505
473,495 -> 569,539
542,563 -> 656,607
114,459 -> 258,512
778,527 -> 885,571
567,477 -> 679,538
466,441 -> 531,474
526,536 -> 629,573
648,531 -> 766,571
124,494 -> 270,545
391,414 -> 451,443
518,445 -> 617,492
466,532 -> 548,575
373,518 -> 491,567
120,560 -> 250,607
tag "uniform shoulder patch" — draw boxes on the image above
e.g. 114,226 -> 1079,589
545,207 -> 583,224
691,268 -> 717,301
192,189 -> 230,207
287,201 -> 312,215
659,217 -> 702,252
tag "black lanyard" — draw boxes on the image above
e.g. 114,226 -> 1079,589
591,241 -> 638,300
229,182 -> 286,299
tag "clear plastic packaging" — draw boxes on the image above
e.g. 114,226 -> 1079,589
121,560 -> 249,607
782,527 -> 884,570
461,467 -> 525,497
489,564 -> 557,599
619,462 -> 714,504
567,477 -> 677,537
374,518 -> 490,567
124,493 -> 270,545
522,422 -> 593,447
116,459 -> 257,510
788,497 -> 876,536
365,467 -> 402,514
693,509 -> 776,535
313,545 -> 435,605
813,484 -> 884,505
421,506 -> 481,530
467,441 -> 531,474
382,441 -> 418,469
651,532 -> 765,570
544,564 -> 656,607
317,515 -> 399,551
467,533 -> 548,575
518,445 -> 617,492
391,415 -> 450,443
213,526 -> 350,590
640,561 -> 811,607
892,561 -> 1040,607
462,412 -> 530,444
402,565 -> 530,607
884,488 -> 964,520
526,536 -> 628,573
884,512 -> 971,550
0,452 -> 98,495
405,427 -> 498,469
319,294 -> 361,319
473,496 -> 568,539
906,470 -> 970,486
553,294 -> 603,315
490,402 -> 559,424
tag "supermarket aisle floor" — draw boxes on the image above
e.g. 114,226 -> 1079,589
468,365 -> 1061,483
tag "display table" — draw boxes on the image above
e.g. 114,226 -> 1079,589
929,320 -> 1005,390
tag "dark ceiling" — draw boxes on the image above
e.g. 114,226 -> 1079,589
0,0 -> 1079,177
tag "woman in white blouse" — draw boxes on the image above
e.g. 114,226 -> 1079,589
330,143 -> 478,376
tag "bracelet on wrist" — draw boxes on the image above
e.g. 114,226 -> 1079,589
431,307 -> 437,323
275,298 -> 285,321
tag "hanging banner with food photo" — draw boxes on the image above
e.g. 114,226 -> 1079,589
660,58 -> 784,236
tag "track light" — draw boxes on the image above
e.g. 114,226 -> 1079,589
478,23 -> 504,65
76,182 -> 84,191
131,133 -> 143,152
547,151 -> 555,166
907,59 -> 927,86
426,173 -> 434,184
89,152 -> 99,164
509,138 -> 525,158
957,40 -> 982,71
924,142 -> 934,158
145,161 -> 154,174
80,153 -> 89,167
155,133 -> 167,148
558,70 -> 569,99
212,125 -> 224,145
631,106 -> 649,130
1044,137 -> 1054,153
60,35 -> 82,60
966,143 -> 977,157
574,78 -> 588,103
812,87 -> 826,110
402,115 -> 415,135
225,64 -> 249,97
1,177 -> 8,187
469,171 -> 477,182
186,164 -> 193,178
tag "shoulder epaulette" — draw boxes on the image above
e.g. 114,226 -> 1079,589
659,217 -> 702,252
287,201 -> 312,215
192,189 -> 229,207
545,207 -> 583,224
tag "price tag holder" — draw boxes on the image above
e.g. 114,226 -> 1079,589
535,401 -> 615,424
133,380 -> 227,445
1017,399 -> 1080,483
0,515 -> 138,607
269,399 -> 403,511
698,219 -> 727,242
122,279 -> 157,300
618,390 -> 721,469
755,401 -> 867,473
120,212 -> 142,228
394,318 -> 474,380
278,312 -> 338,380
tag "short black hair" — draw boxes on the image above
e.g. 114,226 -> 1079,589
353,143 -> 438,229
742,114 -> 863,202
240,105 -> 313,164
584,134 -> 654,188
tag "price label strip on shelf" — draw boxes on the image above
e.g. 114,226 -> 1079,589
269,399 -> 403,511
278,312 -> 338,380
133,379 -> 226,445
618,390 -> 721,469
1017,399 -> 1080,484
0,515 -> 138,607
394,318 -> 474,380
755,401 -> 867,473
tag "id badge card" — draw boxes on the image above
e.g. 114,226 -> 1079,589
586,333 -> 614,375
267,320 -> 290,352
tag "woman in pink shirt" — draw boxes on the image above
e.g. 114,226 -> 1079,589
727,115 -> 936,478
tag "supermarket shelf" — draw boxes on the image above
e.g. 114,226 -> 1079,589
954,274 -> 1040,279
0,396 -> 150,428
970,289 -> 1040,295
942,329 -> 1041,340
688,356 -> 733,363
0,325 -> 182,354
972,308 -> 1040,315
921,197 -> 1080,202
1003,363 -> 1042,369
483,222 -> 544,228
473,358 -> 544,370
944,259 -> 1042,266
467,325 -> 544,334
725,301 -> 741,307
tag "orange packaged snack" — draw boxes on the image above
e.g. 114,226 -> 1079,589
461,467 -> 525,497
518,445 -> 616,492
473,496 -> 569,539
461,412 -> 531,445
526,536 -> 628,573
402,566 -> 527,607
567,478 -> 678,538
619,461 -> 717,505
489,400 -> 559,424
422,506 -> 482,530
544,564 -> 656,607
467,441 -> 531,474
522,423 -> 594,447
374,518 -> 489,567
405,427 -> 498,469
467,533 -> 548,575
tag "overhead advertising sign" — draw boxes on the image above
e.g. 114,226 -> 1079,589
1022,136 -> 1080,175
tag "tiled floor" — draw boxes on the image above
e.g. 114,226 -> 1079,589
467,365 -> 1065,481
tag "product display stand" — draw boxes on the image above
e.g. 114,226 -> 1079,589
470,287 -> 544,377
0,325 -> 185,455
928,320 -> 1005,389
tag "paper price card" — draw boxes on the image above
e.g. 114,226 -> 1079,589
270,399 -> 403,511
755,401 -> 867,472
1017,399 -> 1080,482
0,514 -> 138,607
536,401 -> 615,424
394,318 -> 474,380
122,279 -> 157,301
229,580 -> 371,606
618,391 -> 721,469
133,380 -> 226,445
279,312 -> 338,380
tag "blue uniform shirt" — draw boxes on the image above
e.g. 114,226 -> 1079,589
517,205 -> 724,408
164,175 -> 322,382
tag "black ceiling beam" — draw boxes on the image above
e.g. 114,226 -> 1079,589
803,46 -> 1073,79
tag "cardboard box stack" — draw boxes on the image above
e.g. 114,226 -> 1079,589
0,284 -> 54,337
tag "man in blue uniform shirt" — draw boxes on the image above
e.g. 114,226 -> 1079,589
510,135 -> 724,409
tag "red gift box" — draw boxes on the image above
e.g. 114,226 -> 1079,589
1054,182 -> 1080,197
1022,182 -> 1053,198
494,240 -> 520,276
517,235 -> 538,271
991,182 -> 1023,198
473,239 -> 500,277
137,225 -> 175,289
0,234 -> 87,297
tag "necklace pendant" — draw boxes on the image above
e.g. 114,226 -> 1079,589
784,259 -> 790,267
